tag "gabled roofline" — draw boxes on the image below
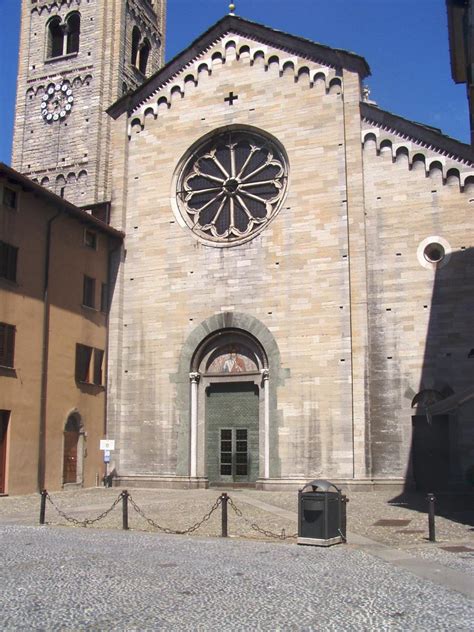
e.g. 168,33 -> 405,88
361,102 -> 474,163
0,163 -> 124,240
108,14 -> 370,120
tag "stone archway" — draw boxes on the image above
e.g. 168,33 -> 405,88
176,312 -> 284,487
191,330 -> 268,485
63,412 -> 85,487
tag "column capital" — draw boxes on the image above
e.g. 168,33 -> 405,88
261,368 -> 270,380
189,371 -> 201,383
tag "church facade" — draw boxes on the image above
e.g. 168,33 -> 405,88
11,1 -> 474,492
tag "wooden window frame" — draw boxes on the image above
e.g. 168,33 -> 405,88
75,343 -> 104,386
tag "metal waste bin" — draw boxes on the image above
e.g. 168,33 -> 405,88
298,479 -> 347,546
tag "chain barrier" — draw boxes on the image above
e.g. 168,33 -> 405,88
45,490 -> 124,527
227,497 -> 298,540
42,490 -> 298,540
127,493 -> 223,535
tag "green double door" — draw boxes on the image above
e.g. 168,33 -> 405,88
206,382 -> 259,484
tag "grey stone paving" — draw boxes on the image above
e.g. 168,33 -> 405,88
1,524 -> 473,631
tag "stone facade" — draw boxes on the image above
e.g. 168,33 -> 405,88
12,0 -> 165,206
105,17 -> 474,490
10,8 -> 474,492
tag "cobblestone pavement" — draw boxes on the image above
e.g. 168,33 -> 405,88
1,524 -> 473,631
1,486 -> 473,629
1,487 -> 473,544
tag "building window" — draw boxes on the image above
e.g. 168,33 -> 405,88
176,129 -> 288,246
100,283 -> 108,313
0,323 -> 15,368
423,242 -> 445,263
66,12 -> 81,54
3,187 -> 17,210
46,12 -> 80,59
75,344 -> 104,385
47,16 -> 63,58
131,26 -> 141,66
84,229 -> 97,249
82,275 -> 96,308
139,39 -> 151,75
75,343 -> 92,382
0,241 -> 18,282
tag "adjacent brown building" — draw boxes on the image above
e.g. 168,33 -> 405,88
0,163 -> 123,495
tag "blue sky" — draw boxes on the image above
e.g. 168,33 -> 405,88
0,0 -> 469,165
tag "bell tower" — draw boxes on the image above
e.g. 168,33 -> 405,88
12,0 -> 166,207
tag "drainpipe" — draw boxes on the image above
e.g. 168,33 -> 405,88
38,209 -> 61,492
103,238 -> 123,478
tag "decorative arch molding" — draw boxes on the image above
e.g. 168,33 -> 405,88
361,126 -> 474,193
33,0 -> 82,16
30,72 -> 92,98
174,312 -> 286,484
127,36 -> 341,137
178,311 -> 284,383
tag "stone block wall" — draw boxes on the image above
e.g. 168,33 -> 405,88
107,37 -> 359,484
12,0 -> 165,206
362,126 -> 474,482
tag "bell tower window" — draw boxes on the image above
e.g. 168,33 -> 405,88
66,13 -> 81,55
46,12 -> 81,59
47,17 -> 64,58
131,26 -> 141,66
139,39 -> 150,75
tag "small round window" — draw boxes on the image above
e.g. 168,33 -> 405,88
423,242 -> 445,263
176,129 -> 288,246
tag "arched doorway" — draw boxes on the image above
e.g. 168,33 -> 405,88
190,329 -> 269,486
63,413 -> 84,486
411,390 -> 450,491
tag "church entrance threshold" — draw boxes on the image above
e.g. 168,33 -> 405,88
412,415 -> 450,491
206,382 -> 259,484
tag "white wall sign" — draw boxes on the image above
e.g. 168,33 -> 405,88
100,439 -> 115,451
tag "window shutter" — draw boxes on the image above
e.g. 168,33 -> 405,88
75,344 -> 92,382
7,246 -> 17,282
93,349 -> 104,385
5,326 -> 15,367
0,242 -> 6,278
0,324 -> 15,367
0,325 -> 5,363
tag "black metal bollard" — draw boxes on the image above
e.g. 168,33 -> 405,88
221,493 -> 228,537
39,489 -> 47,525
427,493 -> 436,542
122,490 -> 129,530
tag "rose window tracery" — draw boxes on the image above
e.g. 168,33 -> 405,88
176,130 -> 288,245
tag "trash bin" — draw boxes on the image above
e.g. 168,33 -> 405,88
297,479 -> 347,546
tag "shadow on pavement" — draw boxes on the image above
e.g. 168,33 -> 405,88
388,490 -> 474,528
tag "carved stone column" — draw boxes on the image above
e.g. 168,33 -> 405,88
189,372 -> 200,477
261,368 -> 270,479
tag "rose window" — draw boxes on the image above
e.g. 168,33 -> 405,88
176,130 -> 288,245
